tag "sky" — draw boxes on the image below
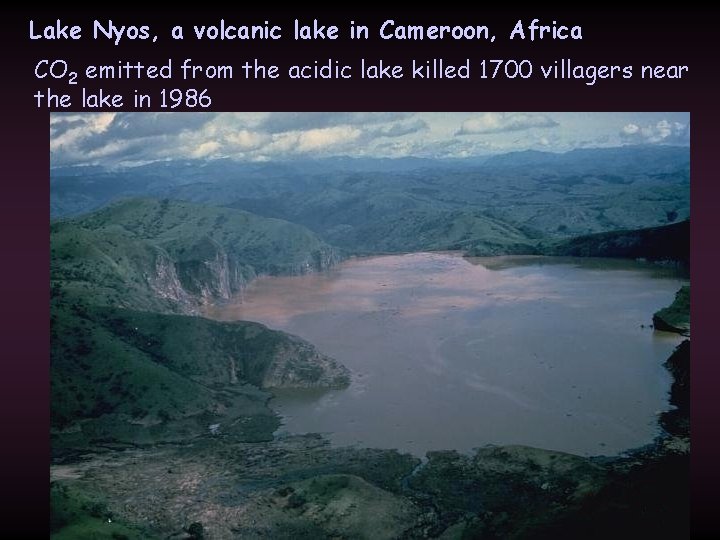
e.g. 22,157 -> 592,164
50,112 -> 690,167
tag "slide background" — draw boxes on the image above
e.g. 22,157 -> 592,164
2,10 -> 717,536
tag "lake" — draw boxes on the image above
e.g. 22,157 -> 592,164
206,253 -> 686,457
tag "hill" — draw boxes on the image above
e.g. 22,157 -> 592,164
51,198 -> 348,454
51,302 -> 349,452
541,220 -> 689,263
51,198 -> 339,312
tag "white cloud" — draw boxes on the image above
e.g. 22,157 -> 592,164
49,113 -> 115,154
49,112 -> 690,167
190,140 -> 221,158
258,112 -> 412,133
224,130 -> 270,151
296,126 -> 363,152
457,113 -> 558,135
619,120 -> 689,144
621,123 -> 640,135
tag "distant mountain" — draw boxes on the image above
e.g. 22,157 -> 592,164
483,145 -> 689,175
50,148 -> 690,252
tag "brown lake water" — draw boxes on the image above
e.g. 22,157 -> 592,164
207,253 -> 686,457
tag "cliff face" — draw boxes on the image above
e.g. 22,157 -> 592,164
170,235 -> 339,306
172,235 -> 255,306
146,247 -> 196,309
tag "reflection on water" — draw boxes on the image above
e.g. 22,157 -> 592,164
206,253 -> 686,457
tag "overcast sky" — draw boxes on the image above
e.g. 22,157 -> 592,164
50,112 -> 690,167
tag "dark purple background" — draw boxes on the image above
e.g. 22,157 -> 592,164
2,9 -> 716,537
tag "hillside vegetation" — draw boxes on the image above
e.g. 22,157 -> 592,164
540,220 -> 689,263
52,198 -> 339,312
51,198 -> 348,452
51,301 -> 349,451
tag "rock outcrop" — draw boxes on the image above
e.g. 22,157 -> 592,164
653,286 -> 690,335
262,335 -> 351,389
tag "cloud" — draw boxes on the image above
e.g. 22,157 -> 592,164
49,113 -> 116,162
49,112 -> 690,167
295,126 -> 363,152
50,112 -> 432,166
258,112 -> 413,133
190,140 -> 222,158
77,112 -> 217,151
457,113 -> 559,135
224,130 -> 270,151
49,117 -> 87,138
367,118 -> 428,138
619,120 -> 689,145
374,137 -> 494,159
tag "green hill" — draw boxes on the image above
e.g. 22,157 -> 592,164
52,198 -> 340,313
51,302 -> 349,452
51,198 -> 349,454
333,209 -> 538,255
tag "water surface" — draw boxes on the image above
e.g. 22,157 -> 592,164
207,253 -> 685,457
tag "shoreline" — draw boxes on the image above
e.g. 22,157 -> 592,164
51,261 -> 690,538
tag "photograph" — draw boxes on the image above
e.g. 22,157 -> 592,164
50,112 -> 689,539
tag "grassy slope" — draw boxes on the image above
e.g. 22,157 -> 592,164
51,222 -> 178,312
324,209 -> 538,255
52,302 -> 276,448
51,198 -> 339,312
75,198 -> 337,274
52,300 -> 350,450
